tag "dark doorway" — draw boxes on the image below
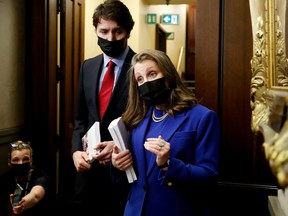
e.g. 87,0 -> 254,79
155,24 -> 167,53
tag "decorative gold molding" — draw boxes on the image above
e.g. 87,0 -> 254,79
260,92 -> 288,188
250,0 -> 288,188
250,0 -> 270,133
250,0 -> 288,132
274,12 -> 288,87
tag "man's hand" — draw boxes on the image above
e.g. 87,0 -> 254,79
93,141 -> 114,165
72,150 -> 92,172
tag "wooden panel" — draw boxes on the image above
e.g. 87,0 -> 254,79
213,182 -> 277,215
59,0 -> 85,200
25,0 -> 58,204
195,0 -> 276,184
195,0 -> 278,213
195,0 -> 220,112
220,0 -> 275,183
60,0 -> 85,156
47,0 -> 58,196
186,3 -> 196,80
155,24 -> 167,53
60,0 -> 74,158
221,0 -> 253,165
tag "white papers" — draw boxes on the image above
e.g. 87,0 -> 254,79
108,117 -> 137,183
82,121 -> 101,163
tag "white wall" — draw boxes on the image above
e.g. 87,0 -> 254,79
145,4 -> 187,71
84,0 -> 187,71
0,0 -> 26,174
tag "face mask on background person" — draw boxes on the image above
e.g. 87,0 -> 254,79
138,77 -> 171,105
97,36 -> 125,57
11,162 -> 31,177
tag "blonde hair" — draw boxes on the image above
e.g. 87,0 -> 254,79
8,140 -> 33,164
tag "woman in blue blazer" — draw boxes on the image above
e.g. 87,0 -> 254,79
112,49 -> 221,216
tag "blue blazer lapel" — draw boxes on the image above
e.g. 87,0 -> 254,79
146,110 -> 188,177
159,111 -> 187,141
132,109 -> 151,179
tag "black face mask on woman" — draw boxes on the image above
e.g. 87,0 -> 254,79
97,36 -> 125,57
11,162 -> 31,177
138,77 -> 171,105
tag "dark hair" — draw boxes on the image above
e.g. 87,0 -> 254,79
122,49 -> 198,130
92,0 -> 134,34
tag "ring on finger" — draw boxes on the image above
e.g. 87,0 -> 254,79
158,146 -> 161,151
158,140 -> 165,147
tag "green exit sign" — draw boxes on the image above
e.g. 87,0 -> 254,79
146,14 -> 157,24
161,14 -> 179,25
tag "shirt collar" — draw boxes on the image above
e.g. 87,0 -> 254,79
103,46 -> 129,67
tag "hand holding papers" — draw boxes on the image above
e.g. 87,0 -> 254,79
108,117 -> 137,183
82,121 -> 101,163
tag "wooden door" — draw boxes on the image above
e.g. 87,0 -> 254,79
25,0 -> 58,201
186,3 -> 197,81
58,0 -> 85,200
195,0 -> 278,215
155,24 -> 167,53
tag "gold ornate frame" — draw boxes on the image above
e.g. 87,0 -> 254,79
250,0 -> 288,187
268,0 -> 288,89
250,0 -> 288,133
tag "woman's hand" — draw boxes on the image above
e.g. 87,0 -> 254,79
10,194 -> 25,215
112,145 -> 133,171
10,185 -> 45,215
144,135 -> 170,167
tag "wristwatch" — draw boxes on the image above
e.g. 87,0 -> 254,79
158,159 -> 170,168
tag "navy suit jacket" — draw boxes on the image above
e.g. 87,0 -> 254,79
124,104 -> 221,216
72,48 -> 135,153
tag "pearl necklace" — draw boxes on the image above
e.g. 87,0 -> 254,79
152,108 -> 168,122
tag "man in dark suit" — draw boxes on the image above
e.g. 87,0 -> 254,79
70,1 -> 135,215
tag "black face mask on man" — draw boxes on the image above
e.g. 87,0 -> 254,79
11,162 -> 31,177
97,36 -> 125,57
138,77 -> 171,105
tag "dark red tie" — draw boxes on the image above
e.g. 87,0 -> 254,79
99,60 -> 115,119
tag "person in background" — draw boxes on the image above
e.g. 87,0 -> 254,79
70,0 -> 135,215
111,49 -> 221,216
0,140 -> 49,216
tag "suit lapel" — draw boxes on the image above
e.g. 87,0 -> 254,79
146,110 -> 187,177
132,109 -> 152,178
92,56 -> 104,120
